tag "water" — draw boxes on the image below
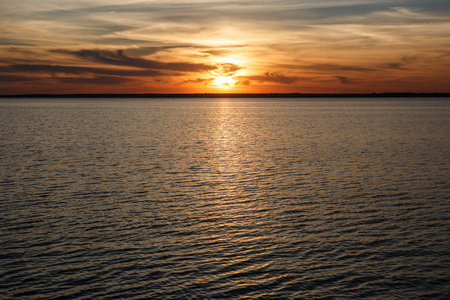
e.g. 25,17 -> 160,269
1,98 -> 449,299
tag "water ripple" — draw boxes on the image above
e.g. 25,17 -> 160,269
1,98 -> 449,299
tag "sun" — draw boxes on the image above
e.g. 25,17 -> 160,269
213,76 -> 235,87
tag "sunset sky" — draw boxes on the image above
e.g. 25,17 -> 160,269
1,0 -> 449,94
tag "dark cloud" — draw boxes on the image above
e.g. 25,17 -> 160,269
4,47 -> 36,54
126,46 -> 186,57
202,49 -> 230,56
306,63 -> 375,72
216,63 -> 241,76
0,64 -> 164,77
57,76 -> 133,85
243,72 -> 299,85
402,0 -> 450,14
0,48 -> 242,86
55,49 -> 216,72
381,56 -> 418,70
402,56 -> 418,63
335,76 -> 357,85
0,74 -> 36,82
0,38 -> 34,46
184,78 -> 214,85
274,62 -> 376,73
383,63 -> 404,70
93,37 -> 153,45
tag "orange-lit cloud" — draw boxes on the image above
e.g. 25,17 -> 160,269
0,1 -> 449,94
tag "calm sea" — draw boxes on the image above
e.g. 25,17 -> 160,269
1,98 -> 449,299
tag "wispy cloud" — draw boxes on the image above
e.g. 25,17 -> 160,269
0,64 -> 164,77
57,75 -> 133,85
335,76 -> 357,85
214,63 -> 241,76
303,64 -> 375,72
183,78 -> 214,85
0,74 -> 36,82
240,72 -> 300,85
379,55 -> 419,70
55,49 -> 216,72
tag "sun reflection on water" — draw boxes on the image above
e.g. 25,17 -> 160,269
213,100 -> 242,193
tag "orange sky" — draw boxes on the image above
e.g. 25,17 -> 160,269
1,1 -> 449,94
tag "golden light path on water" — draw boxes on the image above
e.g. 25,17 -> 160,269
211,100 -> 263,242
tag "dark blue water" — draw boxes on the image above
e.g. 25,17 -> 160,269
1,98 -> 449,299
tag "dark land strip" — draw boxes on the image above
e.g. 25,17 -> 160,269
1,93 -> 449,98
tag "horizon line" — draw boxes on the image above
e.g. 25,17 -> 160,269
1,92 -> 450,98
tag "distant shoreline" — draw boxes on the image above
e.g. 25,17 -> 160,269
1,93 -> 449,98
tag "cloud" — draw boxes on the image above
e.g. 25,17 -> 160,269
335,76 -> 357,84
125,46 -> 187,57
202,49 -> 230,56
215,63 -> 241,76
402,55 -> 418,63
383,63 -> 404,70
305,63 -> 375,72
0,47 -> 241,88
273,62 -> 376,73
369,7 -> 448,23
380,56 -> 419,70
0,74 -> 36,82
0,38 -> 34,46
242,72 -> 300,85
0,64 -> 164,77
183,78 -> 214,85
57,76 -> 133,85
55,49 -> 216,72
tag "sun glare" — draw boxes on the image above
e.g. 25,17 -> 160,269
214,76 -> 235,87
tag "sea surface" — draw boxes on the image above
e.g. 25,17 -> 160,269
0,98 -> 449,299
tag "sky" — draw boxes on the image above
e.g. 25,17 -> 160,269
1,0 -> 449,94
